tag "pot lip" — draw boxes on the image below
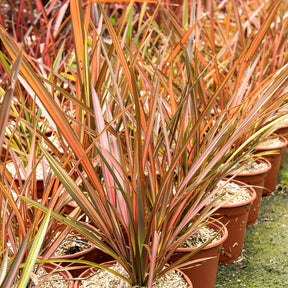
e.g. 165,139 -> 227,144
49,243 -> 96,259
74,260 -> 193,288
275,124 -> 288,130
41,262 -> 74,287
213,179 -> 257,209
175,217 -> 228,252
228,157 -> 272,177
255,135 -> 288,151
42,222 -> 97,260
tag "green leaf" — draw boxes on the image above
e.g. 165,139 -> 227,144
17,210 -> 51,288
0,231 -> 31,288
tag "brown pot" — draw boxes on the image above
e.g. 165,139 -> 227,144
227,158 -> 271,226
274,126 -> 288,166
74,261 -> 193,288
169,219 -> 228,288
38,263 -> 74,288
211,179 -> 256,264
61,201 -> 87,222
42,224 -> 113,277
274,125 -> 288,141
254,136 -> 288,195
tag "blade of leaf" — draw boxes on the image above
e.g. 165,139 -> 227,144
0,231 -> 31,288
17,210 -> 51,288
0,49 -> 22,154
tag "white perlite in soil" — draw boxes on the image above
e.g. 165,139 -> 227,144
256,137 -> 283,149
209,180 -> 251,205
52,232 -> 91,256
28,267 -> 69,288
11,267 -> 69,288
181,226 -> 221,248
79,262 -> 189,288
231,158 -> 268,174
282,116 -> 288,126
6,161 -> 51,179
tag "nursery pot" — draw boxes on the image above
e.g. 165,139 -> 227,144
38,263 -> 74,288
169,219 -> 228,288
61,201 -> 87,223
274,125 -> 288,141
274,126 -> 288,166
42,223 -> 113,277
212,179 -> 256,264
227,158 -> 271,226
254,136 -> 288,195
74,261 -> 193,288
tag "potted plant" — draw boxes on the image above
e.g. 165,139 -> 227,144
227,157 -> 271,226
1,0 -> 288,287
169,218 -> 228,288
208,179 -> 256,264
254,135 -> 288,195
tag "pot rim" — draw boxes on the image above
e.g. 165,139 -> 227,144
255,135 -> 288,151
39,262 -> 74,288
175,217 -> 228,253
228,157 -> 272,177
213,179 -> 257,209
74,260 -> 193,288
41,222 -> 97,260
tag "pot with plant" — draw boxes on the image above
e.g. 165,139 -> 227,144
227,157 -> 271,226
274,114 -> 288,142
169,218 -> 228,288
209,179 -> 256,264
2,0 -> 288,286
254,135 -> 288,195
40,220 -> 113,277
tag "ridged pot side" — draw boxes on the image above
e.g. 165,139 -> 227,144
254,136 -> 288,195
169,219 -> 228,288
211,179 -> 256,264
228,158 -> 271,226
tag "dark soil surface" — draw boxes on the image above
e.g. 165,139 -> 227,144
216,151 -> 288,287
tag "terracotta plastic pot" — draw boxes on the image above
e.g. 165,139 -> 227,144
74,261 -> 193,288
169,219 -> 228,288
254,136 -> 288,195
61,201 -> 87,222
274,125 -> 288,141
227,158 -> 271,226
39,263 -> 74,287
211,179 -> 256,264
42,224 -> 113,277
274,126 -> 288,166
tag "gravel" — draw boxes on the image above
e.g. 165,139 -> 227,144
209,180 -> 251,205
231,158 -> 268,174
256,137 -> 283,149
181,226 -> 221,248
52,232 -> 92,257
11,267 -> 69,288
78,262 -> 189,288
